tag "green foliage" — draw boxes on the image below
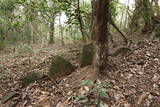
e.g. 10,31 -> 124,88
21,72 -> 43,86
75,80 -> 112,106
57,51 -> 65,57
80,80 -> 94,86
74,34 -> 84,41
66,1 -> 91,38
16,44 -> 34,55
109,0 -> 120,18
0,0 -> 16,15
0,40 -> 11,52
0,0 -> 157,53
0,0 -> 90,51
0,41 -> 6,51
75,94 -> 88,103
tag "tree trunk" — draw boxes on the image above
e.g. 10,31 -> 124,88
154,0 -> 160,17
129,0 -> 154,33
49,16 -> 55,44
129,0 -> 141,33
77,0 -> 89,43
59,13 -> 64,45
91,0 -> 110,73
141,0 -> 154,33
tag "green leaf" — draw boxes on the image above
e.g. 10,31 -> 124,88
75,94 -> 86,101
99,88 -> 107,92
99,91 -> 109,99
94,98 -> 100,105
97,83 -> 113,88
79,98 -> 88,103
90,88 -> 98,93
99,103 -> 105,107
75,94 -> 88,103
80,80 -> 94,86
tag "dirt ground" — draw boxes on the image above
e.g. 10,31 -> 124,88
0,36 -> 160,107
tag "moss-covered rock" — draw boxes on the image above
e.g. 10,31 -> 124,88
48,55 -> 75,79
150,24 -> 160,40
80,43 -> 94,67
21,72 -> 43,86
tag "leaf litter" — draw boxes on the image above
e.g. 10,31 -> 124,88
0,37 -> 160,107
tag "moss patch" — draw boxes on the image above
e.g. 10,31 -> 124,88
49,55 -> 75,79
80,43 -> 94,67
21,72 -> 43,86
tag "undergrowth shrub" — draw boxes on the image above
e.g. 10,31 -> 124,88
0,40 -> 10,52
74,80 -> 112,107
74,35 -> 83,41
0,41 -> 6,51
16,44 -> 34,55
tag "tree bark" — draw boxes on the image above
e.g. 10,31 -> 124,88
154,0 -> 160,17
129,0 -> 154,33
140,0 -> 154,33
129,0 -> 141,33
91,0 -> 110,72
49,16 -> 55,44
59,13 -> 64,45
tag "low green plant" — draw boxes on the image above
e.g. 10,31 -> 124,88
0,41 -> 6,51
75,80 -> 112,107
57,51 -> 65,57
16,44 -> 34,55
71,33 -> 84,42
0,40 -> 10,52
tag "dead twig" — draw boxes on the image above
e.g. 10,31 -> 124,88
109,18 -> 128,45
66,49 -> 81,53
47,75 -> 66,96
0,85 -> 6,92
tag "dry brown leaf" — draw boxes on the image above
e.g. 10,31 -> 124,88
56,102 -> 68,107
34,96 -> 51,107
124,103 -> 132,107
137,92 -> 150,105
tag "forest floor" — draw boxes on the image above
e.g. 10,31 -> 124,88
0,35 -> 160,107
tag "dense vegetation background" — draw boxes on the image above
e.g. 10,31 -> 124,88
1,0 -> 158,52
